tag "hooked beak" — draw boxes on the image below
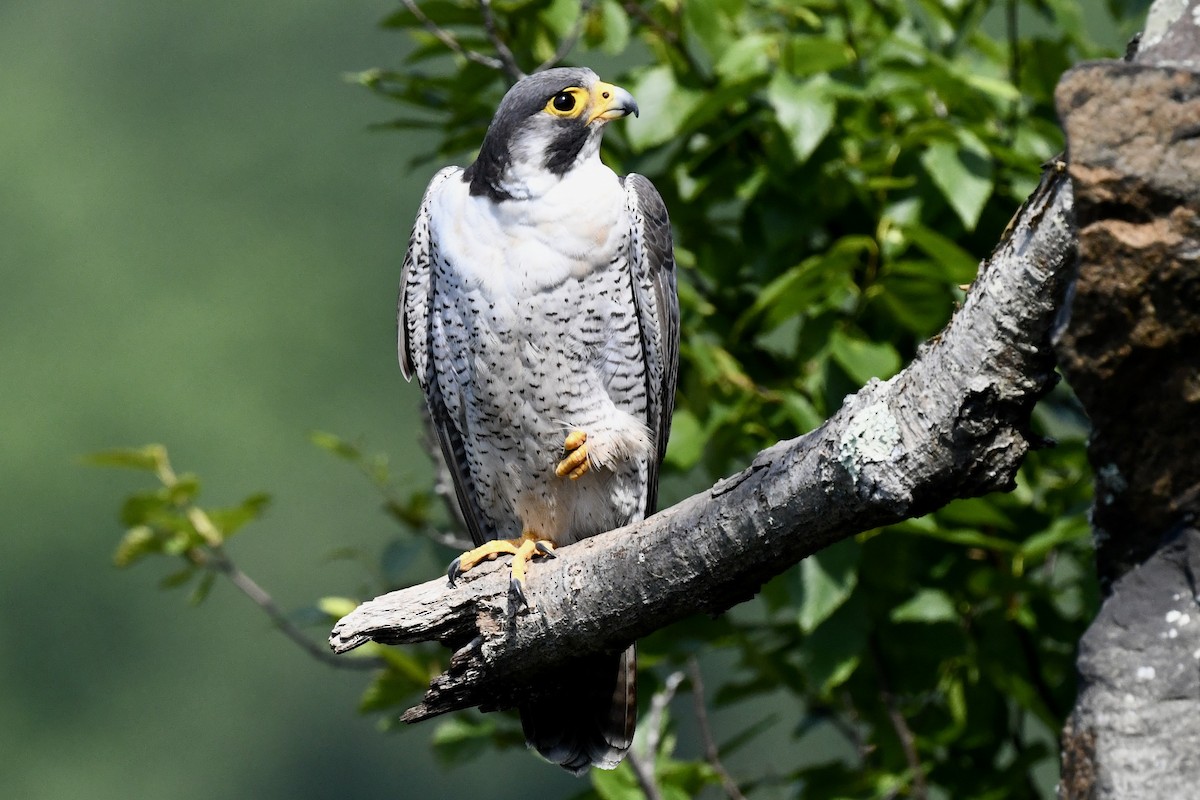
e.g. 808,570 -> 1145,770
587,81 -> 639,125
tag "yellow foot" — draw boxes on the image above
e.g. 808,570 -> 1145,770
446,533 -> 557,609
555,430 -> 590,480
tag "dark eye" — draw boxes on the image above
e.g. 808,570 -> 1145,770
552,92 -> 576,112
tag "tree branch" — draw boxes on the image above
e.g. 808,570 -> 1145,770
628,669 -> 683,800
621,1 -> 708,82
329,161 -> 1076,721
534,0 -> 596,74
626,751 -> 662,800
869,639 -> 926,800
477,0 -> 525,82
687,657 -> 747,800
195,545 -> 384,671
399,0 -> 507,74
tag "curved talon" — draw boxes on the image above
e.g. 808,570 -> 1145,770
447,556 -> 463,586
535,541 -> 557,558
510,577 -> 529,610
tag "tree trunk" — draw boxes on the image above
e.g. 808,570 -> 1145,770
1054,3 -> 1200,795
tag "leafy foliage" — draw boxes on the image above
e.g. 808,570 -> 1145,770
91,444 -> 271,604
97,0 -> 1141,796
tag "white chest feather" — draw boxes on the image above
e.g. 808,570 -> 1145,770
429,158 -> 627,298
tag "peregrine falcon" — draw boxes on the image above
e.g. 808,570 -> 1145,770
397,67 -> 678,773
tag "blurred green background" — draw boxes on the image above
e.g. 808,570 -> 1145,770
0,1 -> 591,797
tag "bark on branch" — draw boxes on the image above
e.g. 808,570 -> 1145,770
329,165 -> 1077,723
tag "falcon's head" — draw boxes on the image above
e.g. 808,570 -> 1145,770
463,67 -> 639,202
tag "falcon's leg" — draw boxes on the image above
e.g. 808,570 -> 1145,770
555,430 -> 590,480
447,532 -> 557,605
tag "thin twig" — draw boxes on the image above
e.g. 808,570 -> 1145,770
478,0 -> 526,82
534,0 -> 596,73
199,545 -> 385,671
627,750 -> 664,800
621,1 -> 708,79
621,1 -> 676,42
147,448 -> 385,672
629,669 -> 686,800
428,528 -> 475,552
834,691 -> 873,761
400,0 -> 506,73
869,641 -> 927,800
686,658 -> 748,800
644,669 -> 686,758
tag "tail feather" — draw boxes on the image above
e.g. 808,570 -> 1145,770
520,644 -> 637,775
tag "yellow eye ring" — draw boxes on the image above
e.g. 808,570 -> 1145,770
544,87 -> 587,118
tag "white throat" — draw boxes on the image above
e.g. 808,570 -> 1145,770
497,127 -> 605,201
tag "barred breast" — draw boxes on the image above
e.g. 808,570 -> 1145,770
427,169 -> 653,546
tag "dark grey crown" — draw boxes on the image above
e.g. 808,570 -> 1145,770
464,67 -> 600,201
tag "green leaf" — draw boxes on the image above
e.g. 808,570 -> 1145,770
901,222 -> 980,284
165,473 -> 201,507
309,430 -> 362,462
120,489 -> 169,527
682,0 -> 734,65
597,0 -> 630,55
624,66 -> 704,152
360,661 -> 427,714
963,72 -> 1020,103
767,72 -> 836,164
828,330 -> 901,384
798,539 -> 860,634
317,596 -> 359,619
780,393 -> 824,433
188,570 -> 216,605
804,593 -> 869,695
715,33 -> 774,82
920,131 -> 994,230
892,518 -> 1019,552
431,716 -> 498,765
891,588 -> 958,623
936,497 -> 1014,531
592,761 -> 642,800
539,0 -> 579,37
162,529 -> 199,557
207,492 -> 271,538
658,758 -> 719,796
786,36 -> 854,75
736,236 -> 868,335
664,408 -> 704,470
113,525 -> 160,567
1019,516 -> 1090,560
871,273 -> 954,336
84,444 -> 167,473
158,566 -> 196,589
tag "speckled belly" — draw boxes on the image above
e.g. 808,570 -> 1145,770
435,261 -> 650,545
